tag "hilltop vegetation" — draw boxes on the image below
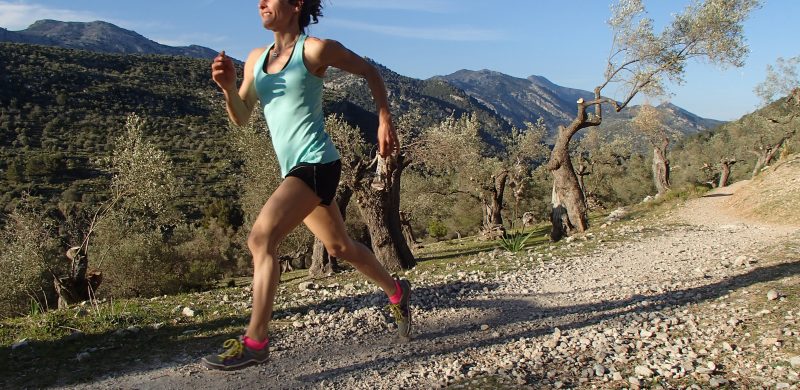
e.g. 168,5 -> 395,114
0,19 -> 219,60
0,37 -> 797,318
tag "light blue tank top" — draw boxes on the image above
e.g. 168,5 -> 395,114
253,34 -> 340,177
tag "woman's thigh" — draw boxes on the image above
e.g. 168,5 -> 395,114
303,201 -> 351,251
249,177 -> 322,249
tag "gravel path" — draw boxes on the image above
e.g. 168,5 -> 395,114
71,183 -> 800,389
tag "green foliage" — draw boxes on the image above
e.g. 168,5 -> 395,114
427,220 -> 448,240
91,211 -> 182,297
0,42 -> 234,219
104,114 -> 183,227
497,228 -> 536,253
0,195 -> 62,318
172,221 -> 237,287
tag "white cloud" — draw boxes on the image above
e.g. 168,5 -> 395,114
0,1 -> 104,30
326,18 -> 504,42
329,0 -> 454,13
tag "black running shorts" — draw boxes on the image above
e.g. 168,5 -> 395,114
285,160 -> 341,206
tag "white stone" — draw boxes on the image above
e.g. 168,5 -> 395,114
767,290 -> 779,301
298,281 -> 316,291
11,339 -> 29,350
182,307 -> 195,317
634,365 -> 654,377
789,356 -> 800,368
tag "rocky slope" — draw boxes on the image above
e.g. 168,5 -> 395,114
437,69 -> 724,141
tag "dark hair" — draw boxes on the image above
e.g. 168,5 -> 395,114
289,0 -> 323,33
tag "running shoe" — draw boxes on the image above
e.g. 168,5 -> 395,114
385,278 -> 412,339
201,336 -> 269,371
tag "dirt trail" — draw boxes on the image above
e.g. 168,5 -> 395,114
69,181 -> 799,389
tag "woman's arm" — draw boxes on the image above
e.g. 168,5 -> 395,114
211,48 -> 263,126
306,38 -> 399,157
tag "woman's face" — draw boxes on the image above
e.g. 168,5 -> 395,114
258,0 -> 300,31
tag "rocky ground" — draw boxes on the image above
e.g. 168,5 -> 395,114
60,182 -> 800,390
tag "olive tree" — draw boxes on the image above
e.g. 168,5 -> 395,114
416,113 -> 548,238
58,113 -> 181,306
546,0 -> 759,241
750,56 -> 799,176
631,104 -> 681,194
325,115 -> 415,272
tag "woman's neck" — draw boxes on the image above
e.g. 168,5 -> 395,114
273,29 -> 302,51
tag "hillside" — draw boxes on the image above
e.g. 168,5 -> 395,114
0,20 -> 219,60
727,153 -> 800,225
0,42 -> 513,218
326,63 -> 513,146
0,42 -> 234,219
437,69 -> 724,140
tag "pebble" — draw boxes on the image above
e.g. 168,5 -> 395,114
634,365 -> 654,377
11,339 -> 30,350
767,290 -> 779,301
298,281 -> 316,291
709,377 -> 728,387
789,356 -> 800,368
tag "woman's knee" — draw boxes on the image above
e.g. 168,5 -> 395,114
325,239 -> 354,259
247,227 -> 279,257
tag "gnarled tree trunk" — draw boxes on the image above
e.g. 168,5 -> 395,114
54,246 -> 102,308
547,96 -> 603,242
652,137 -> 671,195
549,127 -> 590,241
352,154 -> 416,272
718,158 -> 737,188
751,136 -> 789,177
399,211 -> 419,248
480,171 -> 508,237
575,163 -> 590,197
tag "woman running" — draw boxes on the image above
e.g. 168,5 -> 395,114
201,0 -> 412,371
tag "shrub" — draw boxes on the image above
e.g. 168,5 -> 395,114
91,212 -> 181,298
0,196 -> 62,318
173,221 -> 238,288
427,220 -> 448,240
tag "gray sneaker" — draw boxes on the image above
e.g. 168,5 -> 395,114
201,337 -> 268,371
385,278 -> 412,339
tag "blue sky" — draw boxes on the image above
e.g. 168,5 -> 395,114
0,0 -> 797,121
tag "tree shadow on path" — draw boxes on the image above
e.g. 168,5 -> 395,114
2,259 -> 796,388
295,259 -> 800,385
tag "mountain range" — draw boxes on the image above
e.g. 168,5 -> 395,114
0,20 -> 218,60
0,19 -> 723,140
437,69 -> 724,140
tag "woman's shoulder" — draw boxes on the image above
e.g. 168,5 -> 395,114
304,36 -> 346,59
246,47 -> 269,61
242,47 -> 269,71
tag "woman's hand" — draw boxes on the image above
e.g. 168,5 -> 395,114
378,118 -> 400,157
211,51 -> 237,93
